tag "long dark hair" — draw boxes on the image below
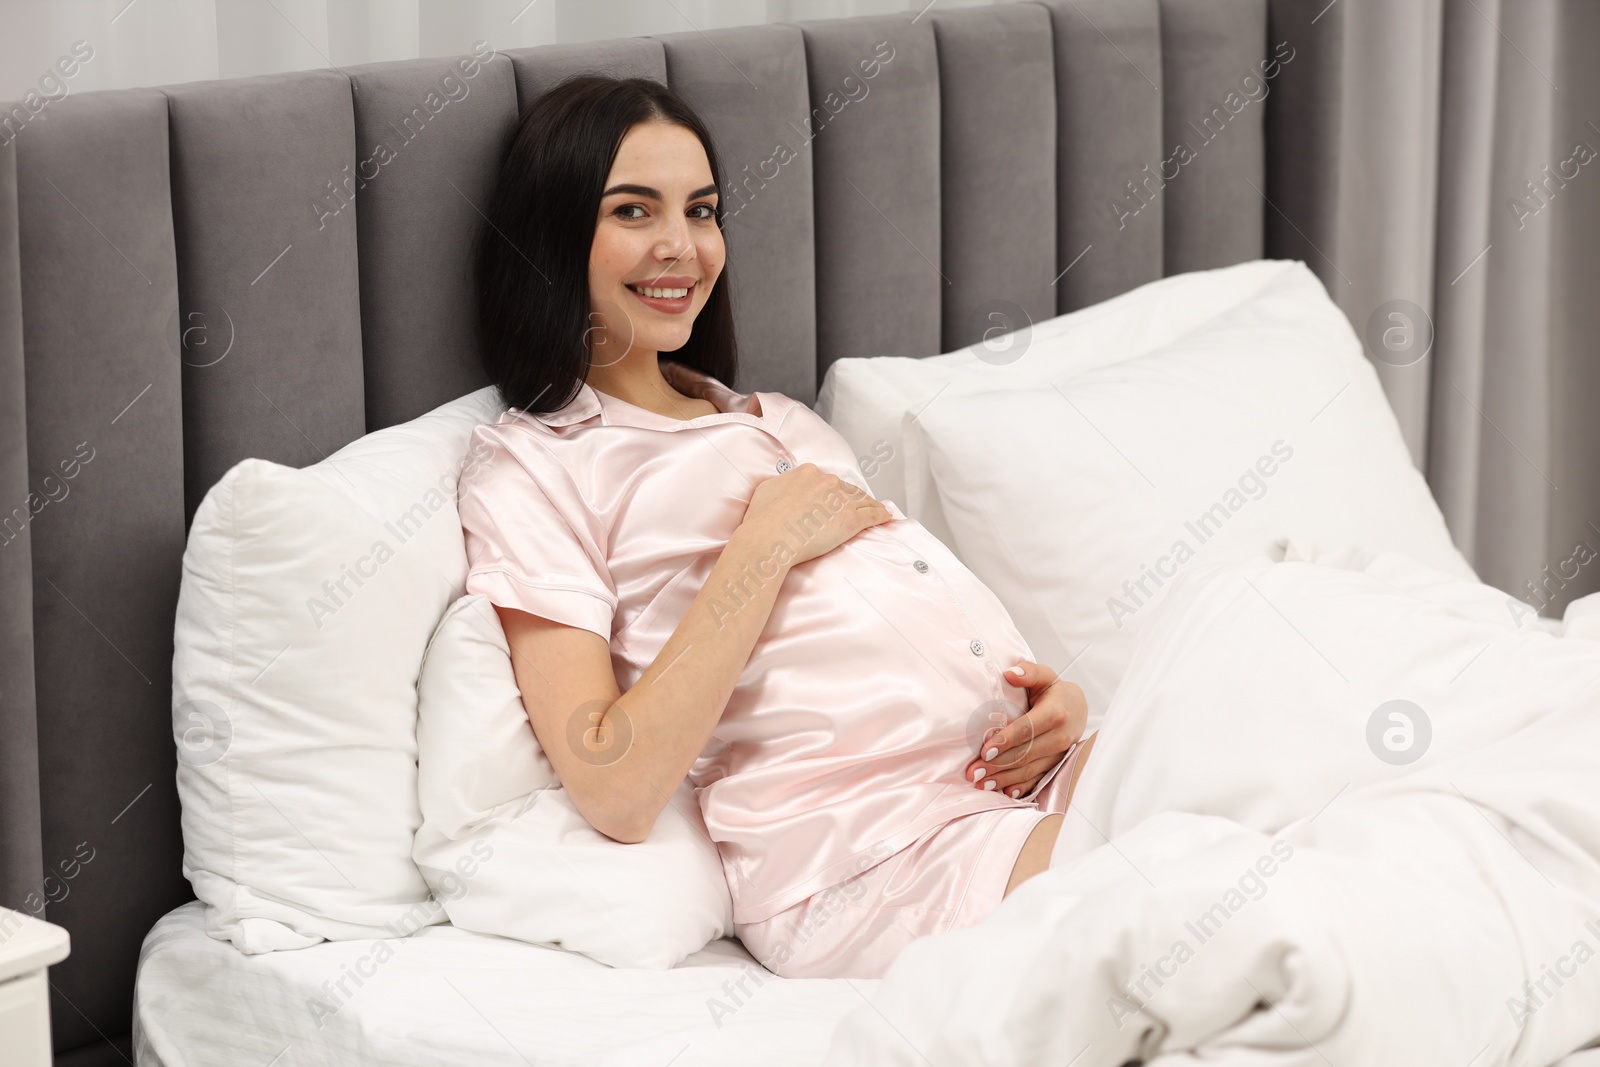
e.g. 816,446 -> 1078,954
473,75 -> 739,414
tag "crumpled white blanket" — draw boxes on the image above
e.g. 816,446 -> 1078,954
826,547 -> 1600,1066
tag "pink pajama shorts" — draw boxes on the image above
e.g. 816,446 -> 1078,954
734,740 -> 1086,980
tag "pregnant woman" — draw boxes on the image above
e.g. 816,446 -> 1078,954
459,74 -> 1098,980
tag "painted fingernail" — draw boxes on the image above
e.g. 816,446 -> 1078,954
972,767 -> 986,783
984,779 -> 997,791
1010,788 -> 1021,798
1006,665 -> 1025,676
985,747 -> 999,761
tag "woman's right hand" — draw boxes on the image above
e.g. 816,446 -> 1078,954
739,462 -> 894,567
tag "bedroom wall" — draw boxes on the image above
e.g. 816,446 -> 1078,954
0,0 -> 1019,100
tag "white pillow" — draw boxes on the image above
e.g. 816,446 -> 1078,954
903,262 -> 1475,728
412,594 -> 733,969
171,386 -> 506,953
816,259 -> 1301,550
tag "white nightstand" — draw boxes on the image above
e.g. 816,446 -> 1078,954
0,908 -> 70,1067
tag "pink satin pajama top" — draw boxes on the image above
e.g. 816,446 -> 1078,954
458,362 -> 1047,924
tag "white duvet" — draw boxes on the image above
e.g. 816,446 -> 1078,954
826,546 -> 1600,1066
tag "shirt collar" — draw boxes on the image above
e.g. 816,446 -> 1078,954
508,362 -> 787,432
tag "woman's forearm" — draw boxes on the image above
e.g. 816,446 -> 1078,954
598,522 -> 792,841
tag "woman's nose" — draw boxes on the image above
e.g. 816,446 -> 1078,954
654,219 -> 695,261
654,240 -> 693,265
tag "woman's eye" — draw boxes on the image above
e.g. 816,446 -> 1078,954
610,202 -> 715,221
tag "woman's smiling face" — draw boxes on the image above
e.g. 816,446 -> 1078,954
588,120 -> 725,367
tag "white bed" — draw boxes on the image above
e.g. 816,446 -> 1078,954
141,258 -> 1600,1066
133,901 -> 870,1067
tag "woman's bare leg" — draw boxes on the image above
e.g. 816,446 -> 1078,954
1003,732 -> 1097,896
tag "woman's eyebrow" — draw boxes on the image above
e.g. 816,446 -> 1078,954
601,182 -> 720,201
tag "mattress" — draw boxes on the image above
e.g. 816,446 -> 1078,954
132,900 -> 1600,1066
133,901 -> 867,1066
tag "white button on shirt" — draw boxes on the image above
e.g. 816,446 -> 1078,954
457,361 -> 1051,924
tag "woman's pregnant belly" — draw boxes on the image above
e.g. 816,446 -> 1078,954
611,512 -> 1045,923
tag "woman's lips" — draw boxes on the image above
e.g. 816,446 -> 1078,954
626,281 -> 695,315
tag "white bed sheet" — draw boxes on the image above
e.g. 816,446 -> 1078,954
133,901 -> 868,1066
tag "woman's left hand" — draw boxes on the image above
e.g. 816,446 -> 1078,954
965,660 -> 1088,799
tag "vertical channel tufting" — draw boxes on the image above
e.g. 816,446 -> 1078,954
796,13 -> 942,375
347,47 -> 516,429
1034,0 -> 1165,312
658,24 -> 817,402
510,39 -> 668,110
13,87 -> 187,1048
930,4 -> 1057,351
1157,0 -> 1269,274
164,70 -> 366,521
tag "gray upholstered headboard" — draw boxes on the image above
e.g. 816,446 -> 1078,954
0,1 -> 1308,1059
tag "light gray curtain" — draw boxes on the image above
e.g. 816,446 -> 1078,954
1268,0 -> 1600,616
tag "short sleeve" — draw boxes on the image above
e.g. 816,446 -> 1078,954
457,423 -> 616,641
